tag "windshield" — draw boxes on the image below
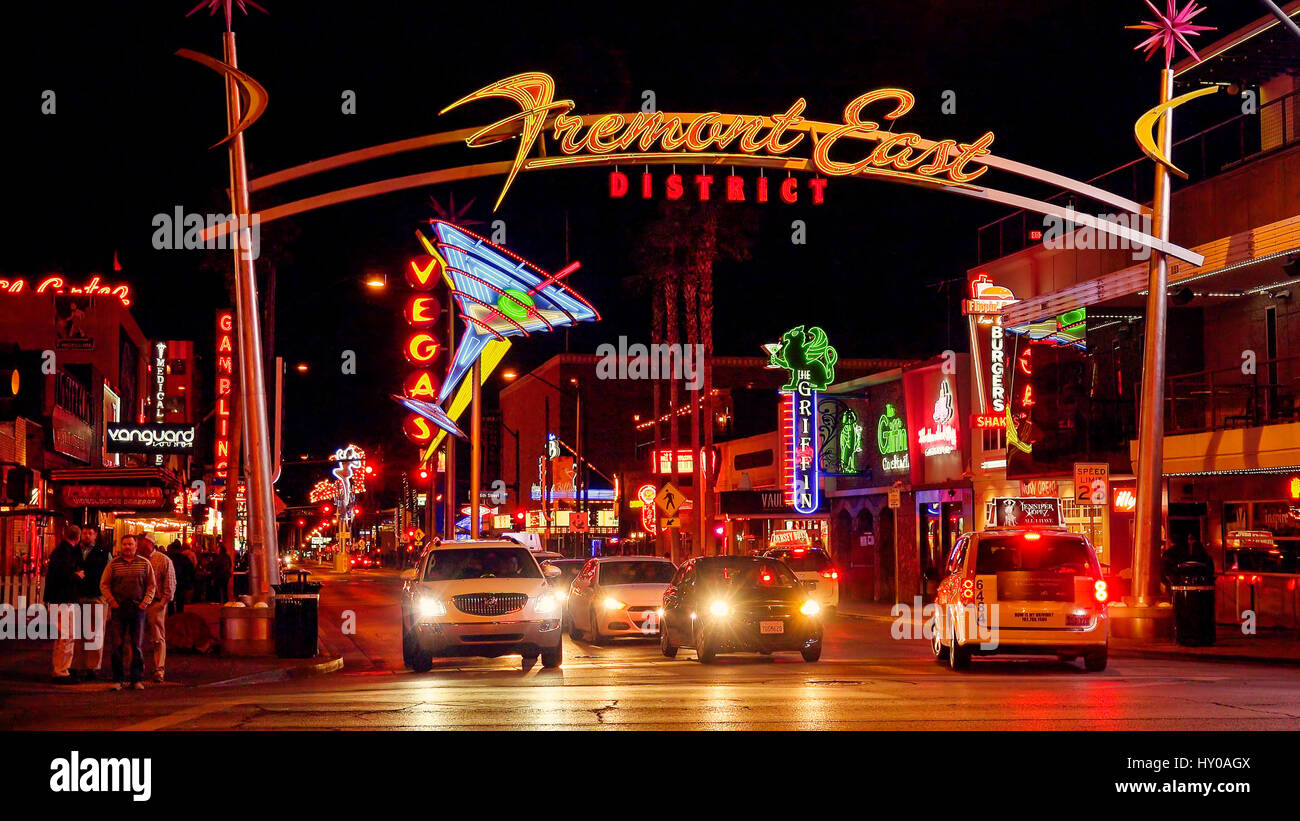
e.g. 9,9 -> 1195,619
974,536 -> 1099,576
424,547 -> 541,581
769,549 -> 830,572
697,559 -> 800,589
547,561 -> 585,583
598,560 -> 676,586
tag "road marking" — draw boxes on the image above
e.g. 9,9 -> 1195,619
119,698 -> 247,731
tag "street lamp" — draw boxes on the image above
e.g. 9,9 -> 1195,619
364,273 -> 387,290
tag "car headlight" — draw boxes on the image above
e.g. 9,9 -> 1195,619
554,588 -> 568,602
417,596 -> 446,620
800,600 -> 821,616
535,593 -> 559,616
709,600 -> 730,617
603,597 -> 626,611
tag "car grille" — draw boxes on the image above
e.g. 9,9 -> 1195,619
453,593 -> 528,616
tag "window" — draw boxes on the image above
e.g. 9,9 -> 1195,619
423,547 -> 541,581
598,560 -> 676,585
734,450 -> 774,471
974,535 -> 1100,576
768,548 -> 831,572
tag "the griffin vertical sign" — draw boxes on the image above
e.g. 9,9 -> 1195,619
765,326 -> 837,515
214,311 -> 234,482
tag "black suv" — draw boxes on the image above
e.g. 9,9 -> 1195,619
659,556 -> 823,663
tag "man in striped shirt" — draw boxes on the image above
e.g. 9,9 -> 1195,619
139,536 -> 176,683
99,535 -> 157,691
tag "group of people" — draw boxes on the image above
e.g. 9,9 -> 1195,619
43,523 -> 232,690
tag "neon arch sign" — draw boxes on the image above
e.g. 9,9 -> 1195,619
202,72 -> 1204,268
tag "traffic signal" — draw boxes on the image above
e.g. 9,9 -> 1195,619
297,518 -> 306,527
321,504 -> 332,514
352,506 -> 361,516
2,466 -> 33,504
417,468 -> 429,480
515,511 -> 525,522
406,528 -> 415,538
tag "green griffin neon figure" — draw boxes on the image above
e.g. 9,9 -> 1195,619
766,325 -> 838,391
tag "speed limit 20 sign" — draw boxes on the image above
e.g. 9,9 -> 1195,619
1073,462 -> 1110,506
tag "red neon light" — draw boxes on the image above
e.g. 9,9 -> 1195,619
404,295 -> 440,328
780,177 -> 798,203
213,311 -> 234,480
1,275 -> 133,306
971,414 -> 1006,429
406,255 -> 442,290
405,333 -> 440,364
403,371 -> 440,399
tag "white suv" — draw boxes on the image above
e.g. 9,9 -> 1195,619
400,541 -> 564,672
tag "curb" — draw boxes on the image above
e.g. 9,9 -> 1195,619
202,653 -> 344,687
1110,647 -> 1300,667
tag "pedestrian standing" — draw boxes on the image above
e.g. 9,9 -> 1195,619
211,547 -> 232,604
44,523 -> 82,684
168,541 -> 195,614
139,536 -> 176,683
100,535 -> 156,691
72,525 -> 111,681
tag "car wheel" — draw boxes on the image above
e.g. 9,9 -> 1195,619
931,618 -> 949,662
401,627 -> 415,668
660,623 -> 678,658
800,641 -> 822,663
587,608 -> 604,645
948,615 -> 971,671
1083,646 -> 1108,673
410,647 -> 434,673
541,640 -> 562,669
696,626 -> 717,664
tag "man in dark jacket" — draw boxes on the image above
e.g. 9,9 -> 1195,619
72,525 -> 111,680
167,541 -> 195,614
44,523 -> 82,683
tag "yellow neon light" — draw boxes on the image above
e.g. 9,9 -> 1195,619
420,338 -> 511,464
1134,85 -> 1220,179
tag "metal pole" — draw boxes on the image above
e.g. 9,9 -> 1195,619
222,32 -> 278,597
470,359 -> 482,539
1259,0 -> 1300,44
1132,68 -> 1175,608
443,285 -> 456,541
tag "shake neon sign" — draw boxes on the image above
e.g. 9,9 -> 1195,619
443,73 -> 995,209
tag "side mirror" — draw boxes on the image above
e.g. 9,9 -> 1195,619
400,568 -> 418,582
543,563 -> 562,579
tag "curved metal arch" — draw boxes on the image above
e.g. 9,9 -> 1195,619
203,112 -> 1204,266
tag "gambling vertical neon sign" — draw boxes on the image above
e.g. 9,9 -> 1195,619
214,311 -> 234,481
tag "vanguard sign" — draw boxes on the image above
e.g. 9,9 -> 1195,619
106,423 -> 197,454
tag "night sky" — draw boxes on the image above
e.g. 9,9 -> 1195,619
3,1 -> 1264,502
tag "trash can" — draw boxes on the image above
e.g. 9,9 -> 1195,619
272,571 -> 322,658
1170,561 -> 1216,647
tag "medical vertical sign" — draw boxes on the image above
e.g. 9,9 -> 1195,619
765,326 -> 837,515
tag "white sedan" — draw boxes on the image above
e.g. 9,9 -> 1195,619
567,557 -> 677,642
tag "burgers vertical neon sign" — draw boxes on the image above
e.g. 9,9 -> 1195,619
765,326 -> 837,515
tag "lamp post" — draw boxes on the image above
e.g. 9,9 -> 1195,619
505,370 -> 585,553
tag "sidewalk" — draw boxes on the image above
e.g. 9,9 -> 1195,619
837,600 -> 1300,665
0,603 -> 342,692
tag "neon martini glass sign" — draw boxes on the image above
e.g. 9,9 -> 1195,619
395,220 -> 600,442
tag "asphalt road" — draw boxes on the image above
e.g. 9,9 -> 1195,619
5,565 -> 1300,730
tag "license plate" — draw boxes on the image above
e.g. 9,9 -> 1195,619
759,620 -> 784,634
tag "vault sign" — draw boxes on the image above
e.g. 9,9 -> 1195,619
766,326 -> 837,515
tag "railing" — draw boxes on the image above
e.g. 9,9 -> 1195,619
1162,353 -> 1300,434
977,88 -> 1299,264
0,573 -> 44,607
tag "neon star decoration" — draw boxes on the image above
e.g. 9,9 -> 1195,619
186,0 -> 268,32
395,220 -> 600,443
1127,1 -> 1215,67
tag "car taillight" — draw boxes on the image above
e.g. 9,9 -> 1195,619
1023,532 -> 1041,541
960,577 -> 975,603
1093,580 -> 1108,603
821,568 -> 839,580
